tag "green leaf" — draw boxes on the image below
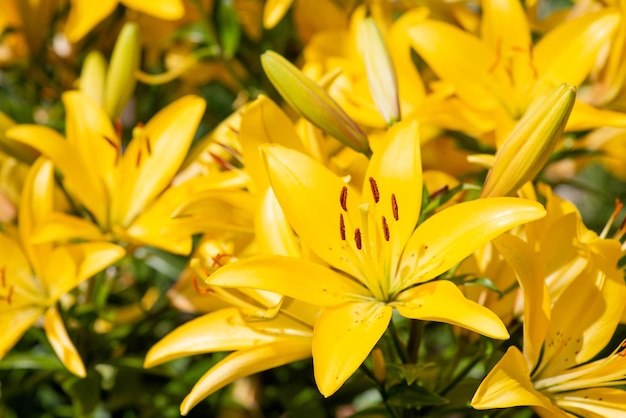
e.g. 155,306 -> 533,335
216,0 -> 242,59
58,372 -> 101,417
349,405 -> 392,417
0,352 -> 64,371
385,384 -> 448,408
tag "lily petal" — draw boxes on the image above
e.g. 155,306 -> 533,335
400,197 -> 546,287
364,120 -> 421,282
0,308 -> 42,359
313,301 -> 392,397
64,0 -> 117,42
492,233 -> 550,369
145,308 -> 279,367
261,144 -> 365,280
43,306 -> 86,377
534,10 -> 619,92
181,339 -> 311,415
122,0 -> 184,19
256,188 -> 301,257
31,212 -> 107,244
555,388 -> 626,417
118,95 -> 205,227
393,280 -> 509,340
206,255 -> 371,306
472,346 -> 561,414
263,0 -> 295,29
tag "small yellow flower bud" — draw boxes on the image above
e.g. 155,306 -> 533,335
358,17 -> 400,125
371,347 -> 386,383
79,51 -> 107,106
481,84 -> 576,198
261,50 -> 371,155
104,22 -> 140,120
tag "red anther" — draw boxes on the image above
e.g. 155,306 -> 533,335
208,152 -> 235,171
354,228 -> 362,250
382,216 -> 390,241
145,136 -> 152,156
192,275 -> 213,295
210,253 -> 232,268
391,194 -> 399,221
488,38 -> 502,73
429,185 -> 448,200
136,122 -> 144,128
0,266 -> 5,288
6,286 -> 12,305
136,149 -> 142,167
102,136 -> 120,165
340,186 -> 348,212
227,124 -> 239,135
115,119 -> 123,139
369,177 -> 380,203
339,214 -> 346,240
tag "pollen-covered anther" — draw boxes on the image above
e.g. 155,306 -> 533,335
354,228 -> 362,250
391,194 -> 399,221
0,266 -> 5,288
369,177 -> 380,203
145,135 -> 152,156
192,274 -> 213,295
210,253 -> 233,268
339,213 -> 346,240
381,216 -> 390,241
135,149 -> 143,167
429,185 -> 449,200
102,135 -> 120,165
340,186 -> 348,212
115,118 -> 123,138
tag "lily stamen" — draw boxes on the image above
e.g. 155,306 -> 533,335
340,186 -> 348,212
102,135 -> 120,165
339,213 -> 346,240
369,177 -> 380,203
1,265 -> 5,287
391,194 -> 399,221
382,216 -> 390,242
354,228 -> 362,250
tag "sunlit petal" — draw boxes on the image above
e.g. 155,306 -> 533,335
0,308 -> 42,359
181,340 -> 311,415
31,212 -> 107,244
400,197 -> 546,287
261,144 -> 365,280
118,95 -> 205,227
121,0 -> 184,20
145,308 -> 279,367
43,306 -> 86,377
472,346 -> 560,413
255,188 -> 301,257
555,388 -> 626,417
206,255 -> 370,306
393,280 -> 508,340
263,0 -> 295,29
313,301 -> 392,397
64,0 -> 117,42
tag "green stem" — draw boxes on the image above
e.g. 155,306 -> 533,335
359,364 -> 399,418
406,320 -> 423,364
388,321 -> 408,364
438,342 -> 484,397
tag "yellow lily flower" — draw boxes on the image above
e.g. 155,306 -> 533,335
407,0 -> 621,143
204,120 -> 547,396
64,0 -> 184,42
472,227 -> 626,417
7,91 -> 206,254
0,158 -> 124,376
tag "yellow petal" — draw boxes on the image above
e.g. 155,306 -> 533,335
238,94 -> 306,193
261,144 -> 365,280
492,233 -> 550,369
566,99 -> 626,131
31,212 -> 107,244
535,259 -> 626,379
145,308 -> 279,367
393,280 -> 508,340
43,306 -> 86,377
472,346 -> 559,412
400,197 -> 546,288
263,0 -> 295,29
206,255 -> 371,306
313,301 -> 392,397
481,0 -> 531,57
43,241 -> 124,299
0,232 -> 42,306
534,10 -> 619,91
117,95 -> 205,227
255,188 -> 301,257
122,0 -> 184,19
181,339 -> 311,415
0,308 -> 42,359
407,20 -> 500,110
7,125 -> 109,226
555,388 -> 626,417
364,120 -> 421,283
64,0 -> 117,42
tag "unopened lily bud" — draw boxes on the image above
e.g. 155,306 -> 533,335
104,23 -> 140,120
358,17 -> 400,125
371,347 -> 386,383
261,50 -> 371,155
80,51 -> 107,106
481,84 -> 576,198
